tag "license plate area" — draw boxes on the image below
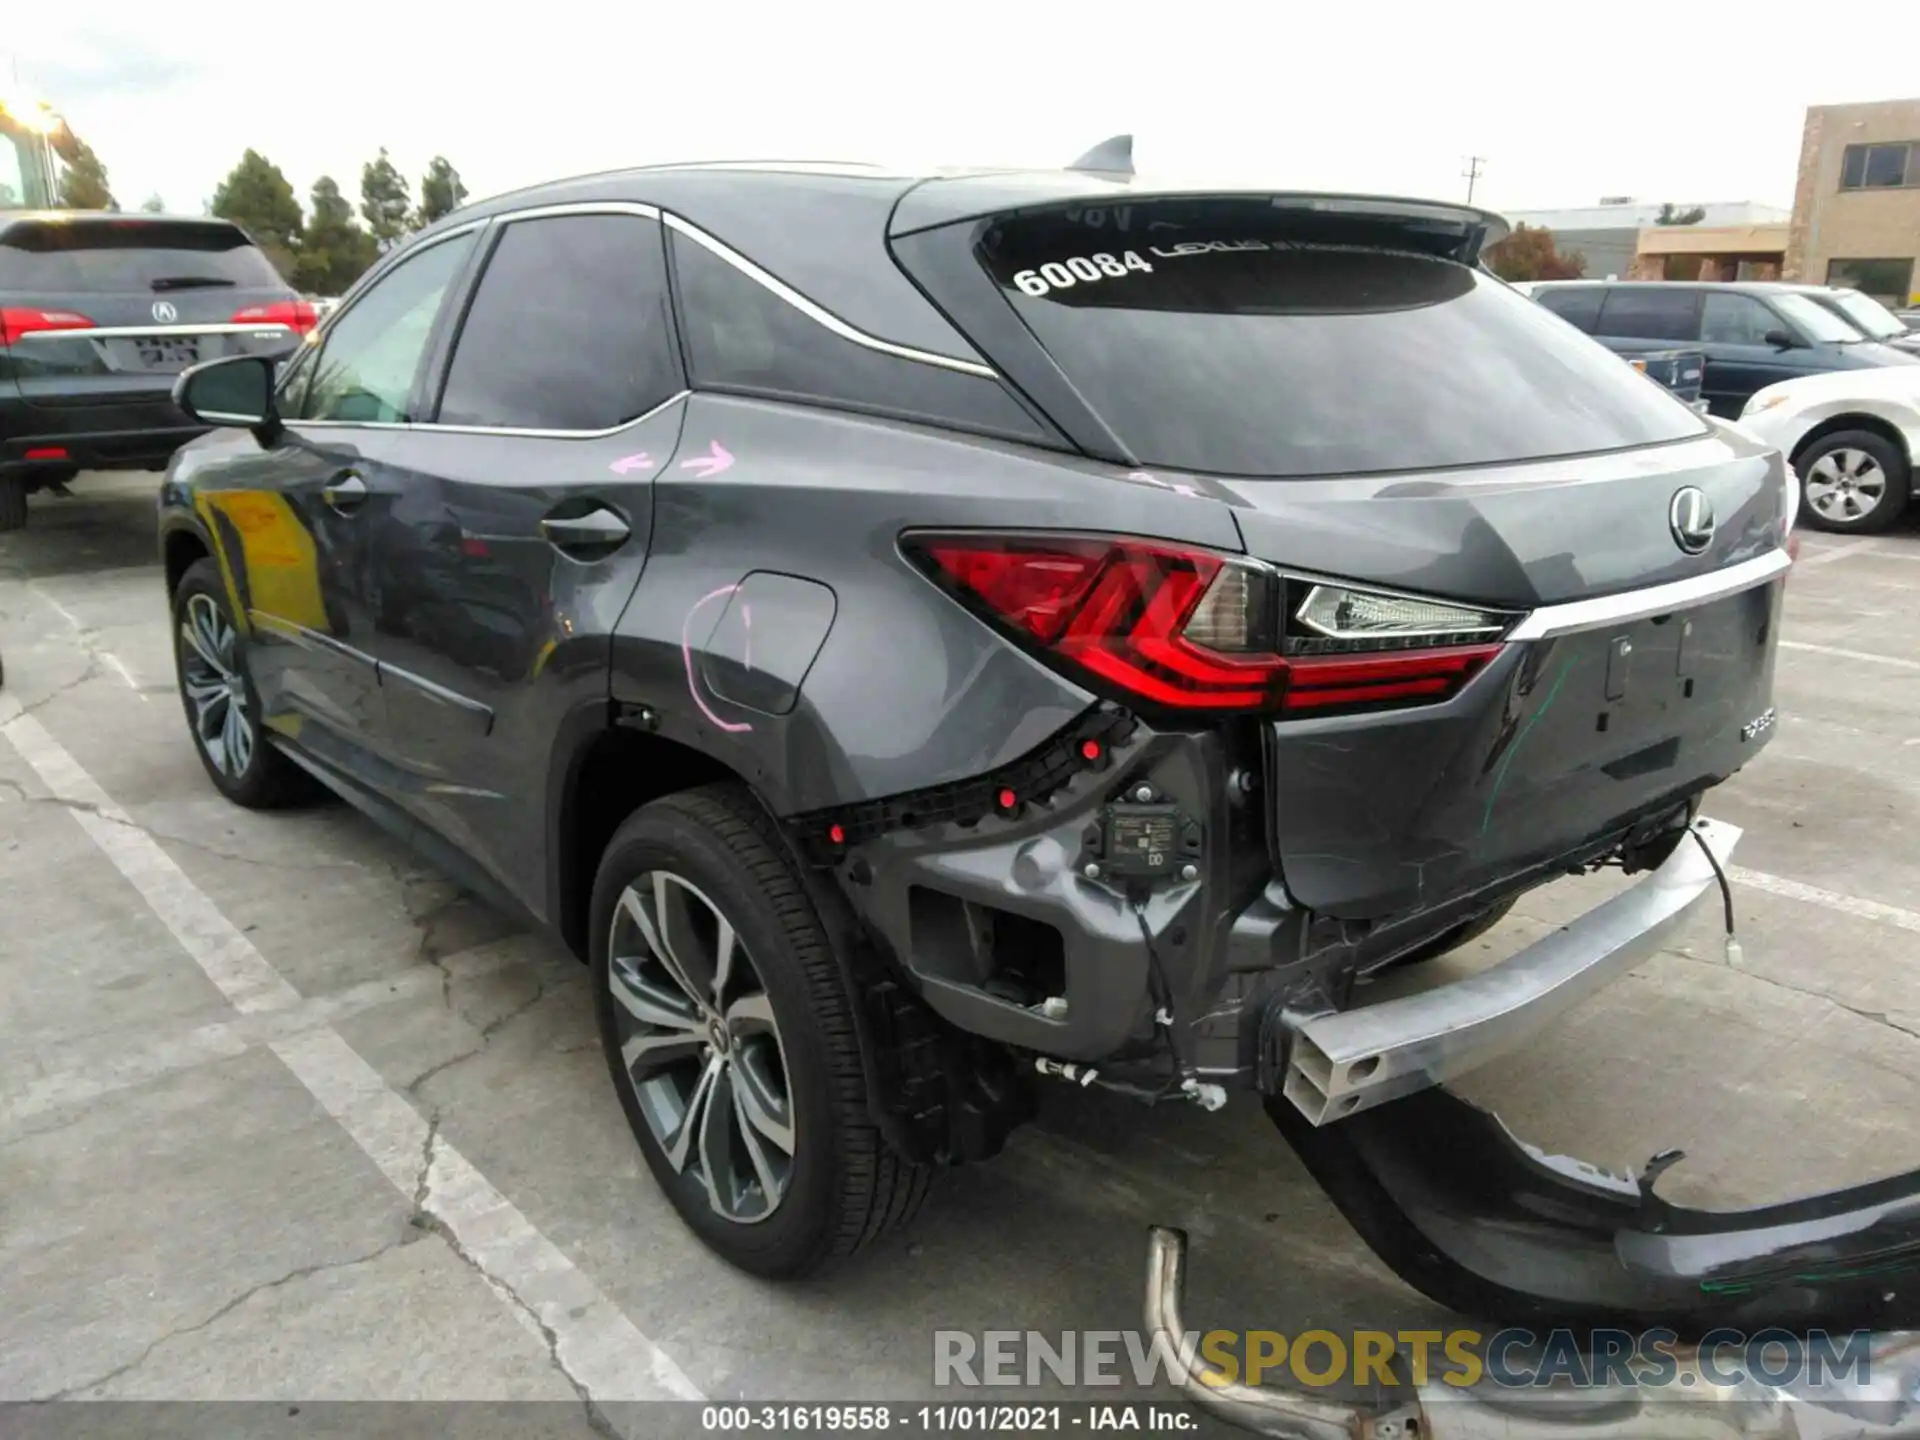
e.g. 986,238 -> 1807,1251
135,337 -> 200,370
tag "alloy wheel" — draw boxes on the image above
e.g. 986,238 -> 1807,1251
607,870 -> 796,1224
179,593 -> 254,779
1804,448 -> 1887,525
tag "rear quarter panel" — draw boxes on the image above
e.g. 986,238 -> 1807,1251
608,394 -> 1247,814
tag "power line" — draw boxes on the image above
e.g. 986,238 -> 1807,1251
1462,156 -> 1486,204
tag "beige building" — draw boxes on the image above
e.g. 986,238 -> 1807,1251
1627,223 -> 1788,282
1785,97 -> 1920,306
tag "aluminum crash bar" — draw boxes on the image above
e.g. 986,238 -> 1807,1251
1284,817 -> 1741,1126
1146,1226 -> 1920,1440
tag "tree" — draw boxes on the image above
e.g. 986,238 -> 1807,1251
359,148 -> 412,249
296,175 -> 379,296
1485,223 -> 1587,282
54,133 -> 116,210
140,193 -> 166,213
1655,203 -> 1707,226
415,156 -> 469,228
211,150 -> 305,280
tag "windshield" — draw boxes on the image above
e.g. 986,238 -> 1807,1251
1771,292 -> 1866,344
975,201 -> 1704,478
1823,289 -> 1907,340
0,217 -> 284,291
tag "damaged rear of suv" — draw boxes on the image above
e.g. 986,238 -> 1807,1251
161,152 -> 1920,1434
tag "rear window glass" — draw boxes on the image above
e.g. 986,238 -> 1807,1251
974,204 -> 1703,477
0,219 -> 284,292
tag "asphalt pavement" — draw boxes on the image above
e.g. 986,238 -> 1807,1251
3,473 -> 1918,1428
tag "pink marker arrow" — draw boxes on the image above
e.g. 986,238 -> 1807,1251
680,440 -> 734,478
608,452 -> 654,475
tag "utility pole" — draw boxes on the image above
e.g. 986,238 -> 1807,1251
1462,156 -> 1486,204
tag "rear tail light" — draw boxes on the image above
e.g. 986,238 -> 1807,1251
1,308 -> 95,346
906,533 -> 1515,718
231,300 -> 319,335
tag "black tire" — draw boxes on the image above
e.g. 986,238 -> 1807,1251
1793,429 -> 1910,534
170,558 -> 318,808
590,783 -> 933,1278
0,477 -> 26,534
1381,897 -> 1517,971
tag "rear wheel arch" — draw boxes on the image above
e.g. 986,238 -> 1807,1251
547,714 -> 744,960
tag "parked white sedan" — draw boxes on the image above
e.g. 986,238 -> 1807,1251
1740,367 -> 1920,533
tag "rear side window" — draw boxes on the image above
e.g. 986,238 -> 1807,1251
436,214 -> 682,431
1594,288 -> 1701,342
0,218 -> 284,292
1535,287 -> 1603,331
971,205 -> 1702,477
670,231 -> 1050,443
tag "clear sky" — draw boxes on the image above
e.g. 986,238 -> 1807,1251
8,2 -> 1919,220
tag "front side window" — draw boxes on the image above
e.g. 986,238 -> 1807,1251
298,233 -> 474,424
435,214 -> 681,431
1592,287 -> 1700,342
1700,292 -> 1780,346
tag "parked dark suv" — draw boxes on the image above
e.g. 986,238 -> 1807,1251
0,211 -> 312,531
1529,278 -> 1920,417
158,162 -> 1920,1368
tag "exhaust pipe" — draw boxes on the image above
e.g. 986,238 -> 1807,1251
1145,1226 -> 1920,1440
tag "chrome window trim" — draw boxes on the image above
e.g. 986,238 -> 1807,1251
1506,548 -> 1790,641
660,211 -> 997,378
17,323 -> 292,341
292,388 -> 689,440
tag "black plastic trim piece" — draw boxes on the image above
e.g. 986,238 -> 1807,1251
792,705 -> 1137,864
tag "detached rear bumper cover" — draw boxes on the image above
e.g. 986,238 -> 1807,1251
1146,1226 -> 1920,1440
1284,818 -> 1740,1125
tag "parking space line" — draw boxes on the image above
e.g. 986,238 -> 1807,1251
1779,640 -> 1920,672
1731,865 -> 1920,935
0,696 -> 703,1406
1793,538 -> 1881,568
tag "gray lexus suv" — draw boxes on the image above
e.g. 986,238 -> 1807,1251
155,157 -> 1883,1370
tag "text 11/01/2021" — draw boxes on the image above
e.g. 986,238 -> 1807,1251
700,1403 -> 1200,1432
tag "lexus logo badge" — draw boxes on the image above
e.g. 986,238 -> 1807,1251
151,300 -> 178,323
1669,486 -> 1715,554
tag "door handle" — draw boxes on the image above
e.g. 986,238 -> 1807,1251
540,507 -> 630,552
322,472 -> 367,513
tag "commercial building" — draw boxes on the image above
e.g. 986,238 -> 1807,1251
1505,199 -> 1789,280
1786,97 -> 1920,307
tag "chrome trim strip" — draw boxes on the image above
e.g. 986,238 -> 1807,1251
660,211 -> 998,378
377,659 -> 493,731
492,200 -> 661,222
1507,549 -> 1790,641
18,323 -> 292,341
292,389 -> 690,440
198,409 -> 263,424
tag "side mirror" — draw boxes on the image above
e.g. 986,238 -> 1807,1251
1763,328 -> 1801,350
174,354 -> 282,445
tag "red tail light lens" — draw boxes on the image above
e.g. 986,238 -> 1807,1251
907,533 -> 1509,717
231,300 -> 319,335
1,308 -> 96,346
